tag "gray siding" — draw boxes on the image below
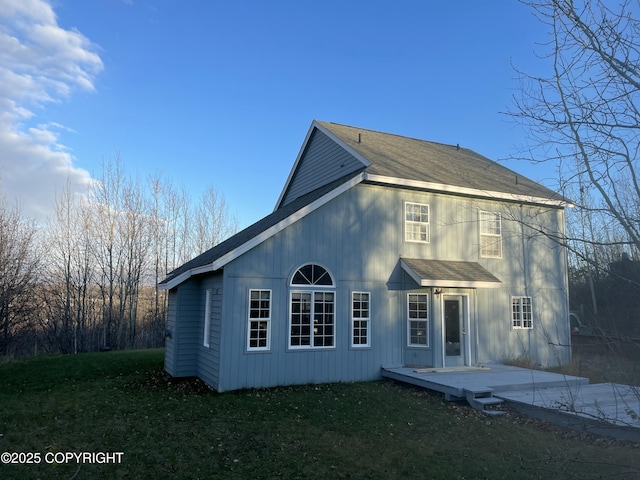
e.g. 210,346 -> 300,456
217,275 -> 403,392
163,289 -> 178,375
196,274 -> 223,390
167,182 -> 570,391
171,279 -> 201,377
212,183 -> 568,391
280,129 -> 364,206
164,274 -> 224,387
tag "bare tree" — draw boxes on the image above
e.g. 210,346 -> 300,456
194,185 -> 238,254
511,0 -> 640,267
0,193 -> 41,356
147,173 -> 167,346
509,5 -> 640,421
0,154 -> 239,356
44,178 -> 97,353
116,176 -> 150,348
146,173 -> 191,346
91,155 -> 128,348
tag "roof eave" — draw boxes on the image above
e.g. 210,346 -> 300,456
420,279 -> 501,289
157,264 -> 217,290
364,173 -> 572,207
400,258 -> 501,289
274,120 -> 372,210
159,173 -> 365,290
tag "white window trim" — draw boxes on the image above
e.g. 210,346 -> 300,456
511,296 -> 533,330
405,201 -> 430,244
407,293 -> 429,347
288,264 -> 336,350
290,262 -> 335,287
203,289 -> 212,348
247,289 -> 271,351
289,290 -> 336,350
479,210 -> 502,258
351,291 -> 371,348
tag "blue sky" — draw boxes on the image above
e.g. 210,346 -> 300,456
0,0 -> 554,228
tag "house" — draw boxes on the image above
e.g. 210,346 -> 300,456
159,120 -> 572,392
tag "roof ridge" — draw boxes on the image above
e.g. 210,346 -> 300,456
316,119 -> 570,205
319,120 -> 464,151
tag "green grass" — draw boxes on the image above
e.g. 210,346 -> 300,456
1,350 -> 639,479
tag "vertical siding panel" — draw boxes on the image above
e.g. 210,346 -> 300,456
168,179 -> 569,390
281,130 -> 364,206
172,280 -> 200,377
197,274 -> 223,389
163,290 -> 178,375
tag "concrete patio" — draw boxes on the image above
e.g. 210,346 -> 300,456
382,364 -> 640,442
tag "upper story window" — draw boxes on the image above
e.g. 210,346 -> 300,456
405,202 -> 430,243
479,211 -> 502,258
290,264 -> 335,349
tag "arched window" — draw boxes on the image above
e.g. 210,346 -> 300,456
291,263 -> 334,286
289,264 -> 335,348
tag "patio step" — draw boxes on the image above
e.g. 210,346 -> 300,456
465,388 -> 507,415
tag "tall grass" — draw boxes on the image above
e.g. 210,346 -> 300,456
550,338 -> 640,385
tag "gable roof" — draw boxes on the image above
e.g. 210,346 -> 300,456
158,172 -> 364,290
277,121 -> 570,208
160,120 -> 569,290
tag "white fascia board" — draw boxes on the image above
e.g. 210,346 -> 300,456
400,259 -> 424,286
160,173 -> 365,290
274,120 -> 372,210
419,279 -> 501,289
364,173 -> 571,208
157,264 -> 213,290
214,173 -> 363,269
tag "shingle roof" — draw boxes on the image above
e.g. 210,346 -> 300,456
160,120 -> 568,289
159,171 -> 363,287
400,258 -> 501,288
316,121 -> 567,204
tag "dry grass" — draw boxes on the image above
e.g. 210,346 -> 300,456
549,337 -> 640,385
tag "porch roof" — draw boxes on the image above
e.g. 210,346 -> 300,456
400,258 -> 501,289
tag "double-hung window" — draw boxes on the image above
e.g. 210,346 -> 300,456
480,211 -> 502,258
248,289 -> 271,350
405,202 -> 430,243
351,292 -> 370,347
290,264 -> 335,348
512,296 -> 533,329
407,293 -> 429,346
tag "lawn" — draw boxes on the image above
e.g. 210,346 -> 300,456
0,349 -> 638,479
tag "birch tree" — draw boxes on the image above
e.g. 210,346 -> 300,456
44,179 -> 96,353
118,176 -> 150,348
91,156 -> 126,348
194,185 -> 238,254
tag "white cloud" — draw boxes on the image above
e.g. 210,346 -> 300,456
0,0 -> 103,222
